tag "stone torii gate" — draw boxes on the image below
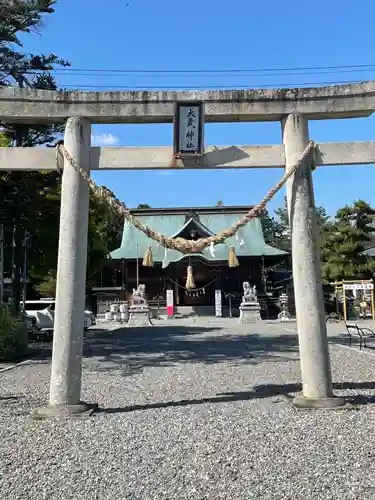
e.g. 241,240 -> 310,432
1,82 -> 375,417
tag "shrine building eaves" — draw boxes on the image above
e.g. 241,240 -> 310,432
0,81 -> 375,124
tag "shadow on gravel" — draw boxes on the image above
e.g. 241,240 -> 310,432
86,326 -> 299,376
26,326 -> 299,375
99,381 -> 375,414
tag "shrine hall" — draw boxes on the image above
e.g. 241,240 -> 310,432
97,205 -> 288,316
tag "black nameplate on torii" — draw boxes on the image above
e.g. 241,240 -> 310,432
173,102 -> 205,157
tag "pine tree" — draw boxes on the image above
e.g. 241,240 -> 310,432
261,209 -> 289,251
0,0 -> 69,88
273,196 -> 329,252
321,200 -> 375,282
0,1 -> 68,312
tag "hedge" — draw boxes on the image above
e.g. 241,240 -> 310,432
0,306 -> 28,361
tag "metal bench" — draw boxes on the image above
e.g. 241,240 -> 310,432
344,322 -> 375,349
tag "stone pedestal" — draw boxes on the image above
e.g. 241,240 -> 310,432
127,305 -> 152,327
120,312 -> 128,322
126,284 -> 153,327
238,282 -> 262,324
120,303 -> 129,323
104,311 -> 112,321
239,301 -> 262,323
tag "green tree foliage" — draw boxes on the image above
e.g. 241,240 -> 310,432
0,305 -> 28,360
261,210 -> 289,251
271,196 -> 329,252
87,191 -> 123,284
0,170 -> 60,268
321,200 -> 375,282
35,271 -> 56,297
137,203 -> 151,209
34,187 -> 123,297
0,0 -> 69,88
0,132 -> 9,146
0,1 -> 69,311
0,2 -> 122,305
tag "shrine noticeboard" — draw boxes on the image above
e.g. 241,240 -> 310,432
215,289 -> 222,318
173,102 -> 204,156
343,283 -> 374,290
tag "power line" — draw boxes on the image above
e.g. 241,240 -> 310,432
45,63 -> 375,74
58,79 -> 365,90
28,68 -> 375,78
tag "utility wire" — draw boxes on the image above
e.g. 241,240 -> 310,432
15,62 -> 375,91
27,68 -> 375,78
57,79 -> 366,90
39,63 -> 375,74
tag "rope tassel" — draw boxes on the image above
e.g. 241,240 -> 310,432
142,245 -> 154,267
228,245 -> 239,268
185,265 -> 196,289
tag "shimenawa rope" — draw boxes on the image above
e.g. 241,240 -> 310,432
56,141 -> 315,254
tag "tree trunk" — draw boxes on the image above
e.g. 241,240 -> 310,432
11,128 -> 24,314
11,220 -> 22,314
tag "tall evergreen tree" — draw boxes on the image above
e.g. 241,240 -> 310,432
321,200 -> 375,282
0,0 -> 68,87
273,196 -> 329,252
261,209 -> 289,251
0,1 -> 69,311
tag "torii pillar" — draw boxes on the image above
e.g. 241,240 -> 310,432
32,117 -> 97,419
282,114 -> 345,408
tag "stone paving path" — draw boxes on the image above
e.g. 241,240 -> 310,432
1,319 -> 375,499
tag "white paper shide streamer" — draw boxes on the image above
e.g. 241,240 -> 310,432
210,241 -> 216,258
162,247 -> 168,268
236,229 -> 245,247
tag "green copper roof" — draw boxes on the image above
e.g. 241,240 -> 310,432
110,212 -> 287,267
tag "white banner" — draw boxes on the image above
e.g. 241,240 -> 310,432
343,283 -> 374,290
215,289 -> 222,317
166,289 -> 174,316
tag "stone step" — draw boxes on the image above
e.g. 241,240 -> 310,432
174,306 -> 240,317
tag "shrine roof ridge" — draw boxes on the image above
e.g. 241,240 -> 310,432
1,81 -> 375,123
130,205 -> 254,216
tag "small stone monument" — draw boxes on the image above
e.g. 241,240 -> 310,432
239,282 -> 261,323
127,284 -> 153,327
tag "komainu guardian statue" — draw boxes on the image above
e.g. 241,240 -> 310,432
243,282 -> 257,302
127,283 -> 152,327
239,281 -> 261,324
132,284 -> 146,305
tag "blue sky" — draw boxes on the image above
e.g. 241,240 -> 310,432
21,0 -> 375,216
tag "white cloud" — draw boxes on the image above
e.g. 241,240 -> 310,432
91,133 -> 119,146
157,171 -> 174,176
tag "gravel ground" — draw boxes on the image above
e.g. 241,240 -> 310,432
1,319 -> 375,499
